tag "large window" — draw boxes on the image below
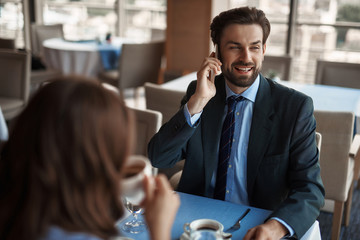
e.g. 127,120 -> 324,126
0,0 -> 25,48
1,0 -> 358,83
40,0 -> 166,41
230,0 -> 360,83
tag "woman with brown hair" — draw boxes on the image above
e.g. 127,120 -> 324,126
0,76 -> 179,240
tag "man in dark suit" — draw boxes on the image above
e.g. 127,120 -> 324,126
148,6 -> 324,239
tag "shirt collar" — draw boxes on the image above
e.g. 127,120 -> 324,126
225,74 -> 260,103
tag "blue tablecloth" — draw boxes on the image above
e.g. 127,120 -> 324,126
117,192 -> 320,240
98,43 -> 122,70
117,192 -> 271,240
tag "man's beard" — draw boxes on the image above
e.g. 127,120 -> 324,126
222,61 -> 261,88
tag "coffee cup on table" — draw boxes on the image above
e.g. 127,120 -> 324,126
183,219 -> 224,240
120,155 -> 153,205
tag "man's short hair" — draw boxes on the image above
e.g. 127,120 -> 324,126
210,6 -> 271,45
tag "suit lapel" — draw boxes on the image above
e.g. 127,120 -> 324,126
247,76 -> 275,201
202,76 -> 227,188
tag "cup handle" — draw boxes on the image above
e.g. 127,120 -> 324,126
183,223 -> 190,235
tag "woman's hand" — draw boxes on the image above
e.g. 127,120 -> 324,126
142,174 -> 180,240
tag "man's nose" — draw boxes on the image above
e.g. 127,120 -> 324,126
238,49 -> 251,64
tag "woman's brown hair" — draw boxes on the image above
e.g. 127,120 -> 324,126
0,76 -> 134,240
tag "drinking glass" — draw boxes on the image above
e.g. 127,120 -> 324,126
120,155 -> 154,234
122,197 -> 146,233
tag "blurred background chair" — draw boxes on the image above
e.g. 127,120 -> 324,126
130,107 -> 162,157
314,110 -> 360,240
98,41 -> 165,102
261,55 -> 292,80
0,49 -> 31,121
315,60 -> 360,89
144,82 -> 185,189
31,23 -> 64,59
0,38 -> 16,49
351,134 -> 360,190
144,82 -> 184,124
30,24 -> 63,93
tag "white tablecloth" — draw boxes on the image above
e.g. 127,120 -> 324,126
42,37 -> 138,77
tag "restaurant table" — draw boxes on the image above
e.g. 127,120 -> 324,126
162,72 -> 360,133
42,37 -> 139,77
117,192 -> 321,240
0,107 -> 8,141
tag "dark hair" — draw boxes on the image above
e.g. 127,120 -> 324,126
210,6 -> 271,45
0,76 -> 134,240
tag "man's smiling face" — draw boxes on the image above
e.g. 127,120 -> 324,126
219,23 -> 266,93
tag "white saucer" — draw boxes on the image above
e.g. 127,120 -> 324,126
180,232 -> 232,240
180,232 -> 189,240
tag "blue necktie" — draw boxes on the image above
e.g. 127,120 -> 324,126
214,95 -> 243,200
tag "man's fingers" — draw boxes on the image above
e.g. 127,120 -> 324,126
243,227 -> 256,240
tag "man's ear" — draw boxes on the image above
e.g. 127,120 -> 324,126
263,43 -> 267,55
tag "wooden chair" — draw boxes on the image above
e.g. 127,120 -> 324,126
261,55 -> 292,80
98,41 -> 165,101
314,110 -> 360,240
0,49 -> 31,120
315,60 -> 360,89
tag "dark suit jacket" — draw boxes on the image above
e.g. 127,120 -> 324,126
148,74 -> 325,238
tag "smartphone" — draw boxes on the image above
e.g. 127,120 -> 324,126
214,44 -> 219,59
210,44 -> 219,81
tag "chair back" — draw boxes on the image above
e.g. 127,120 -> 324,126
261,55 -> 292,80
315,60 -> 360,89
130,107 -> 162,156
118,41 -> 164,89
0,49 -> 31,120
144,82 -> 185,124
0,38 -> 15,49
314,110 -> 354,202
31,23 -> 64,57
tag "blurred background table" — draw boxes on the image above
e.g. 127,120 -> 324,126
42,37 -> 137,77
117,192 -> 321,240
162,72 -> 360,133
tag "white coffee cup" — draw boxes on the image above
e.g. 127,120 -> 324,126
183,219 -> 224,239
120,155 -> 152,205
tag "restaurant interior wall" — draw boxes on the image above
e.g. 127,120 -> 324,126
0,0 -> 359,83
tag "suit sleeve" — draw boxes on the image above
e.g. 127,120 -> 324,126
268,96 -> 325,238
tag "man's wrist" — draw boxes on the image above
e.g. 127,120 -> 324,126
187,94 -> 210,115
265,219 -> 289,239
